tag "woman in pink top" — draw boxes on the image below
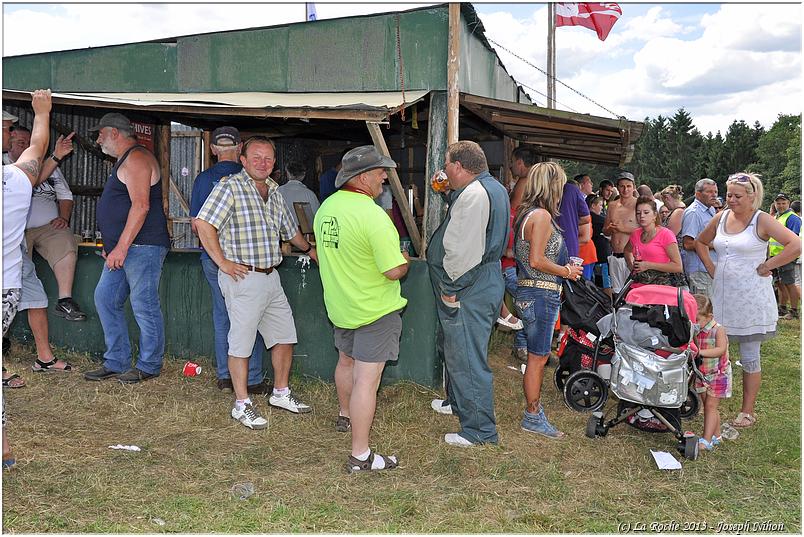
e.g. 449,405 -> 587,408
624,196 -> 684,287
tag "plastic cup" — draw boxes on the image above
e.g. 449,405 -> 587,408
569,256 -> 584,267
182,361 -> 202,377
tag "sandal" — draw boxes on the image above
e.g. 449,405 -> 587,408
733,412 -> 756,428
31,358 -> 73,373
335,415 -> 351,433
345,451 -> 398,474
2,368 -> 25,389
496,314 -> 524,331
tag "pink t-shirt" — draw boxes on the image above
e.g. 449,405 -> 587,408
629,226 -> 676,264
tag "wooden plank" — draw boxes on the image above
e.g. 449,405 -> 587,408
202,130 -> 213,170
157,124 -> 172,238
366,121 -> 423,257
503,135 -> 516,191
447,3 -> 460,145
491,112 -> 622,138
169,178 -> 190,215
422,91 -> 448,257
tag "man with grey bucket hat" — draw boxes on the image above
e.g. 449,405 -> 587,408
314,145 -> 408,472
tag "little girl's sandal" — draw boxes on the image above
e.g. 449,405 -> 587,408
698,437 -> 714,451
31,358 -> 73,373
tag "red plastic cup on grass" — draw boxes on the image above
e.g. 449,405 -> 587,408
182,361 -> 202,377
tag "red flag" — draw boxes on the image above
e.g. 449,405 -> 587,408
555,3 -> 622,41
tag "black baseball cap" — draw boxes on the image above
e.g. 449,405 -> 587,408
212,126 -> 240,146
775,193 -> 791,201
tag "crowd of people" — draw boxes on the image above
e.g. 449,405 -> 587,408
2,90 -> 801,471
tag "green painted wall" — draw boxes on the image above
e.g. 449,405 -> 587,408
4,9 -> 449,94
9,248 -> 441,387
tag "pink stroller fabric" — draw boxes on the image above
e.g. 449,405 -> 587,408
625,284 -> 698,322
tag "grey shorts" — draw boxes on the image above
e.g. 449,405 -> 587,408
218,270 -> 298,357
333,310 -> 402,363
773,260 -> 797,286
19,246 -> 48,311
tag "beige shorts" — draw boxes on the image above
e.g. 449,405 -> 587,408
218,269 -> 298,357
25,225 -> 78,268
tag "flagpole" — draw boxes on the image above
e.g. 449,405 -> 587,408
547,3 -> 556,109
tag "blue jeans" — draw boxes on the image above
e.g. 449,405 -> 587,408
201,257 -> 264,385
503,266 -> 527,351
94,245 -> 168,375
515,286 -> 561,356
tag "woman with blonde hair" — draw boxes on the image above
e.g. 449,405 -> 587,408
696,172 -> 801,428
513,162 -> 583,439
660,184 -> 686,235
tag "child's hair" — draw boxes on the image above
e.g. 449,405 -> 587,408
693,293 -> 712,317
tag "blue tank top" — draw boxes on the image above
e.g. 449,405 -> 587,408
96,145 -> 171,253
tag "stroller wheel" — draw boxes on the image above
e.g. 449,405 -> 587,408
679,388 -> 701,420
563,371 -> 608,412
682,434 -> 700,460
553,364 -> 572,392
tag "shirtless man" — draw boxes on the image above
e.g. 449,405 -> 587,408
603,172 -> 638,292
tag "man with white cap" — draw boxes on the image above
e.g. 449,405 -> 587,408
314,145 -> 408,472
195,136 -> 316,430
190,126 -> 267,395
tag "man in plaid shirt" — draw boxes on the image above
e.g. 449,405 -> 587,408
195,136 -> 317,430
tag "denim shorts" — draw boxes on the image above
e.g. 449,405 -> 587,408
514,286 -> 561,356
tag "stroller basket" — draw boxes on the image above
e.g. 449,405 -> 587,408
610,341 -> 690,408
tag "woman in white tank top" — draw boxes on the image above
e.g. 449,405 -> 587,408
694,172 -> 801,429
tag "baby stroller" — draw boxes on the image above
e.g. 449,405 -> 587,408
584,284 -> 704,460
554,277 -> 616,412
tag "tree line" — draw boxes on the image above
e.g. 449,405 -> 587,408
561,110 -> 801,207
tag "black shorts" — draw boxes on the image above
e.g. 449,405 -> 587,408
772,260 -> 797,286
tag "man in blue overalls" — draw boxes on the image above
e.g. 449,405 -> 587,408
427,141 -> 510,446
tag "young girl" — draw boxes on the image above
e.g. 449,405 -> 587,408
693,294 -> 732,450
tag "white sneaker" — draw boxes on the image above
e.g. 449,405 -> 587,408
269,390 -> 312,414
496,314 -> 524,331
444,432 -> 475,447
431,399 -> 453,415
231,403 -> 269,430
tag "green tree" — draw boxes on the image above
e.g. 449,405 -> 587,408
722,120 -> 758,175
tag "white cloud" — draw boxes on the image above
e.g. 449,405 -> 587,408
478,3 -> 802,134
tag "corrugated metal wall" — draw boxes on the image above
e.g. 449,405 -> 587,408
4,103 -> 113,238
169,123 -> 202,249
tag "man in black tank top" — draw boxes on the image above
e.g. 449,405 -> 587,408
83,113 -> 171,385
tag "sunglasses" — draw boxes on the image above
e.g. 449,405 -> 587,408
726,173 -> 754,192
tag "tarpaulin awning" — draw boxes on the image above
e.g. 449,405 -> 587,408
2,89 -> 429,121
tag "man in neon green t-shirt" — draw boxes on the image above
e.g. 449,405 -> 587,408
314,145 -> 409,473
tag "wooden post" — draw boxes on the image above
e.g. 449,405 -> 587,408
422,91 -> 449,256
365,121 -> 424,256
157,124 -> 172,239
202,130 -> 213,170
503,136 -> 516,190
547,3 -> 556,109
447,2 -> 460,145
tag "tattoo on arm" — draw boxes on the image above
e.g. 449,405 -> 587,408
15,159 -> 41,183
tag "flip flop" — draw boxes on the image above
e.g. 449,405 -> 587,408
2,373 -> 25,389
733,412 -> 756,428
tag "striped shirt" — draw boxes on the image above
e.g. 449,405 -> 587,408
196,169 -> 296,268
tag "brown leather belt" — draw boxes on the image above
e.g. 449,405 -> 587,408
244,265 -> 273,274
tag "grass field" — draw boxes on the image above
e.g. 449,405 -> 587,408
1,319 -> 800,533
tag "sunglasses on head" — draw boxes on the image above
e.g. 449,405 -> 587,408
727,173 -> 754,191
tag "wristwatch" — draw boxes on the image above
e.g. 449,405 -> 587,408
50,154 -> 63,164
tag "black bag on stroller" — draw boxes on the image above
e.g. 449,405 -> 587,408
561,277 -> 612,335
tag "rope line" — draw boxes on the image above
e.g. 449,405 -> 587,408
487,36 -> 623,119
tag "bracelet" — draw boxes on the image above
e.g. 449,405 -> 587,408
300,243 -> 312,254
564,265 -> 572,278
50,154 -> 62,164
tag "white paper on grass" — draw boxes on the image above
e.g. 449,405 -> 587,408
650,449 -> 682,470
108,444 -> 141,451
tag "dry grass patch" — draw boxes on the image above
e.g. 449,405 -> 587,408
2,319 -> 800,533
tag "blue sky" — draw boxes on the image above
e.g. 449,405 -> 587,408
3,3 -> 801,134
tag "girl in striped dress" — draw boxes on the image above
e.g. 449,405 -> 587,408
693,294 -> 732,450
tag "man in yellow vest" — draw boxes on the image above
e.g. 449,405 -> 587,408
769,193 -> 802,319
